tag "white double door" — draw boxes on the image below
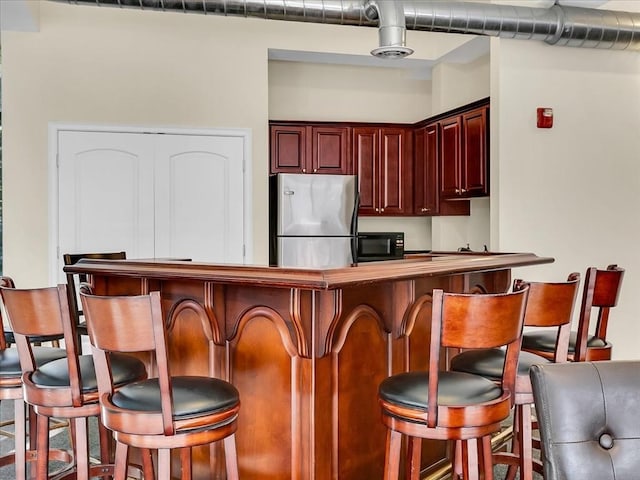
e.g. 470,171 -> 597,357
57,129 -> 247,280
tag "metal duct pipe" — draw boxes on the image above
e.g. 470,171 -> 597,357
364,0 -> 413,58
402,2 -> 640,50
52,0 -> 640,51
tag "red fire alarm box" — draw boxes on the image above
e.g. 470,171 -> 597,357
537,107 -> 553,128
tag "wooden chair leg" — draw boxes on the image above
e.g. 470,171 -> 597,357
505,406 -> 521,480
113,441 -> 129,480
223,434 -> 239,480
73,416 -> 90,480
406,437 -> 422,480
180,447 -> 191,479
35,414 -> 50,479
480,435 -> 493,480
383,429 -> 402,480
98,419 -> 112,464
140,448 -> 155,479
462,438 -> 480,480
453,440 -> 463,478
157,448 -> 171,479
13,398 -> 26,480
519,403 -> 534,480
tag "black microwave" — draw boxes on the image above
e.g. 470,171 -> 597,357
356,232 -> 405,262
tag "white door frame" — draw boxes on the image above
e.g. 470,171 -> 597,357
48,122 -> 253,284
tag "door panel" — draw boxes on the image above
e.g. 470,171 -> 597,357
462,108 -> 489,196
311,126 -> 352,174
440,117 -> 462,197
58,130 -> 245,283
154,134 -> 245,263
379,128 -> 407,215
58,131 -> 155,281
353,128 -> 378,215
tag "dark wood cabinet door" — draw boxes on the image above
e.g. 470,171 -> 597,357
414,124 -> 439,215
379,127 -> 411,215
311,126 -> 352,174
270,125 -> 308,173
462,107 -> 489,196
439,116 -> 462,198
353,127 -> 379,215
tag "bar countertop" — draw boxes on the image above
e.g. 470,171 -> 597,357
64,251 -> 553,290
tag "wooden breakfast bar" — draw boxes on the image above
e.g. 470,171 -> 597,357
65,252 -> 552,480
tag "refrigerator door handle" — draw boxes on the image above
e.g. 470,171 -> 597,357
350,190 -> 360,263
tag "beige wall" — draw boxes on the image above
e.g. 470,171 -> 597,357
492,1 -> 640,359
269,61 -> 432,123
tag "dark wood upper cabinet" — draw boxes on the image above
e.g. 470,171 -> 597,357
414,123 -> 439,215
353,127 -> 378,214
270,125 -> 307,173
414,123 -> 470,216
311,126 -> 352,174
354,126 -> 412,216
439,116 -> 463,198
462,107 -> 489,197
270,123 -> 351,175
439,105 -> 489,199
270,98 -> 488,217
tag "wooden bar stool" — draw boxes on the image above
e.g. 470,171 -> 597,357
63,251 -> 127,353
81,290 -> 240,480
522,265 -> 624,362
378,287 -> 529,480
450,273 -> 581,480
0,277 -> 71,480
0,283 -> 147,480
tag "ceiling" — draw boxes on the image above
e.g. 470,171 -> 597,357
0,0 -> 613,79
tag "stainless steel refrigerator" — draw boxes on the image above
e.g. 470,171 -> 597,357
269,173 -> 358,268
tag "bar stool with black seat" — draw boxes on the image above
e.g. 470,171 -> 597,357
522,264 -> 624,362
450,273 -> 581,480
81,290 -> 240,480
0,283 -> 147,480
0,277 -> 70,480
63,251 -> 127,352
378,287 -> 529,480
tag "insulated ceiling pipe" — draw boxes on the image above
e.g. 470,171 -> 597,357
364,0 -> 413,58
51,0 -> 640,51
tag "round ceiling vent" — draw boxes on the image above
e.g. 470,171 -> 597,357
370,46 -> 414,59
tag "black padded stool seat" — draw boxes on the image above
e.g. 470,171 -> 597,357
531,361 -> 640,480
522,330 -> 607,356
451,348 -> 551,380
379,371 -> 503,411
112,376 -> 239,421
31,353 -> 146,392
0,346 -> 67,378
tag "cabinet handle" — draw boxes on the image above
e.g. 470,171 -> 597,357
380,208 -> 384,213
375,208 -> 379,212
424,208 -> 430,212
302,168 -> 307,173
313,168 -> 318,173
461,188 -> 467,193
455,188 -> 460,194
